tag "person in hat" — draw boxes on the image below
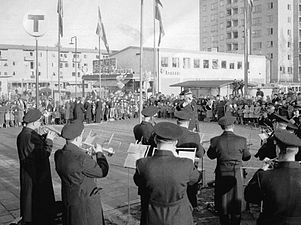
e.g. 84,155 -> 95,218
17,108 -> 57,225
133,105 -> 158,155
207,116 -> 251,225
256,88 -> 264,98
134,122 -> 202,225
255,113 -> 290,160
176,89 -> 200,132
54,120 -> 109,225
73,97 -> 85,122
245,129 -> 301,225
174,109 -> 205,208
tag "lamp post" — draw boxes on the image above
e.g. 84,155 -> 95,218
70,36 -> 78,98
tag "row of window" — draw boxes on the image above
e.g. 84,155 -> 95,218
160,57 -> 243,70
280,66 -> 293,74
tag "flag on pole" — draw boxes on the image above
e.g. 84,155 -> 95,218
155,0 -> 165,47
57,0 -> 63,37
96,6 -> 110,54
247,0 -> 254,11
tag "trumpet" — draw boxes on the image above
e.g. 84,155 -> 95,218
81,142 -> 115,157
263,157 -> 278,170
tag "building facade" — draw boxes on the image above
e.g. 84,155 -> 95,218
199,0 -> 295,83
111,46 -> 267,95
0,44 -> 106,98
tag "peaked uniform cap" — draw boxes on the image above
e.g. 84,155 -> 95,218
154,122 -> 183,140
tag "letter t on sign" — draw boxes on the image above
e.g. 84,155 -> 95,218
28,15 -> 44,32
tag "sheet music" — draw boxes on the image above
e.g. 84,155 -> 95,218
124,143 -> 149,169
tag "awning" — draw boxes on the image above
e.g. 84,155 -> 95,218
170,80 -> 233,88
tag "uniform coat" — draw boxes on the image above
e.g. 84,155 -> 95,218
176,101 -> 199,132
176,127 -> 205,207
95,100 -> 103,123
133,121 -> 155,145
207,131 -> 251,223
84,101 -> 92,123
17,127 -> 55,224
134,150 -> 201,225
54,143 -> 109,225
73,102 -> 85,121
245,162 -> 301,225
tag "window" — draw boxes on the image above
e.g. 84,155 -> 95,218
12,61 -> 15,66
288,4 -> 291,10
40,52 -> 42,57
288,55 -> 291,60
233,31 -> 238,38
60,63 -> 63,68
212,59 -> 219,69
233,43 -> 238,50
252,17 -> 262,26
237,61 -> 242,69
267,41 -> 273,47
183,58 -> 190,69
288,29 -> 291,36
65,63 -> 68,67
64,54 -> 67,58
13,72 -> 15,76
221,61 -> 227,69
226,9 -> 232,16
227,32 -> 232,39
254,5 -> 262,13
288,42 -> 291,48
230,63 -> 235,69
267,28 -> 273,35
288,17 -> 291,23
38,72 -> 41,76
84,54 -> 87,58
72,72 -> 76,76
253,42 -> 262,50
233,8 -> 238,15
227,44 -> 232,51
193,59 -> 200,68
253,30 -> 262,38
267,15 -> 273,23
30,62 -> 34,69
30,52 -> 33,56
161,57 -> 168,67
4,72 -> 7,75
203,60 -> 209,68
226,20 -> 232,28
232,19 -> 238,27
268,2 -> 273,9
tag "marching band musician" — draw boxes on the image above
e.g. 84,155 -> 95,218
17,108 -> 56,225
54,120 -> 109,225
245,129 -> 301,225
207,116 -> 251,225
133,122 -> 202,225
133,105 -> 158,155
255,114 -> 290,160
174,109 -> 205,209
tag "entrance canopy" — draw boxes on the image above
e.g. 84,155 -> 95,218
170,80 -> 233,88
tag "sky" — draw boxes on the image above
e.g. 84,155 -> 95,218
0,0 -> 200,51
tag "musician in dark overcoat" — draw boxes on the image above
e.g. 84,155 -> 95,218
245,129 -> 301,225
133,105 -> 158,154
176,89 -> 200,132
175,109 -> 205,208
134,122 -> 202,225
207,116 -> 251,225
17,109 -> 56,225
55,120 -> 109,225
84,99 -> 92,124
73,98 -> 85,121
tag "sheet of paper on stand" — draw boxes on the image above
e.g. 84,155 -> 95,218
177,147 -> 196,162
124,143 -> 149,169
258,133 -> 269,141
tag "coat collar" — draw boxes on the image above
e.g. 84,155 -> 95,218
153,149 -> 176,157
221,131 -> 235,136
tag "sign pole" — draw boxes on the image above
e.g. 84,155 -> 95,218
139,0 -> 144,123
35,38 -> 39,108
99,36 -> 102,98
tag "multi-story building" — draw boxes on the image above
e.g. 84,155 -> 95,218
293,0 -> 301,82
0,44 -> 107,97
112,46 -> 267,95
199,0 -> 295,83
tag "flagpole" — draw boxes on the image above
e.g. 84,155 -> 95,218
58,13 -> 61,107
153,0 -> 157,95
98,35 -> 101,98
244,0 -> 249,96
139,0 -> 144,123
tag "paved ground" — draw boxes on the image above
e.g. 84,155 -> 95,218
0,119 -> 263,224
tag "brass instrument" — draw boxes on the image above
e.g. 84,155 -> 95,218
263,157 -> 278,170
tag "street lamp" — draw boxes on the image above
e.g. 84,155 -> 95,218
70,36 -> 78,98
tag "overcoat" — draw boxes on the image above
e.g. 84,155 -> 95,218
84,102 -> 92,123
207,131 -> 251,215
54,143 -> 109,225
133,121 -> 155,145
134,150 -> 201,225
16,127 -> 55,224
245,161 -> 301,225
73,102 -> 85,121
95,100 -> 103,123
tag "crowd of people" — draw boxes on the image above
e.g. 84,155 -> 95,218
7,86 -> 301,225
